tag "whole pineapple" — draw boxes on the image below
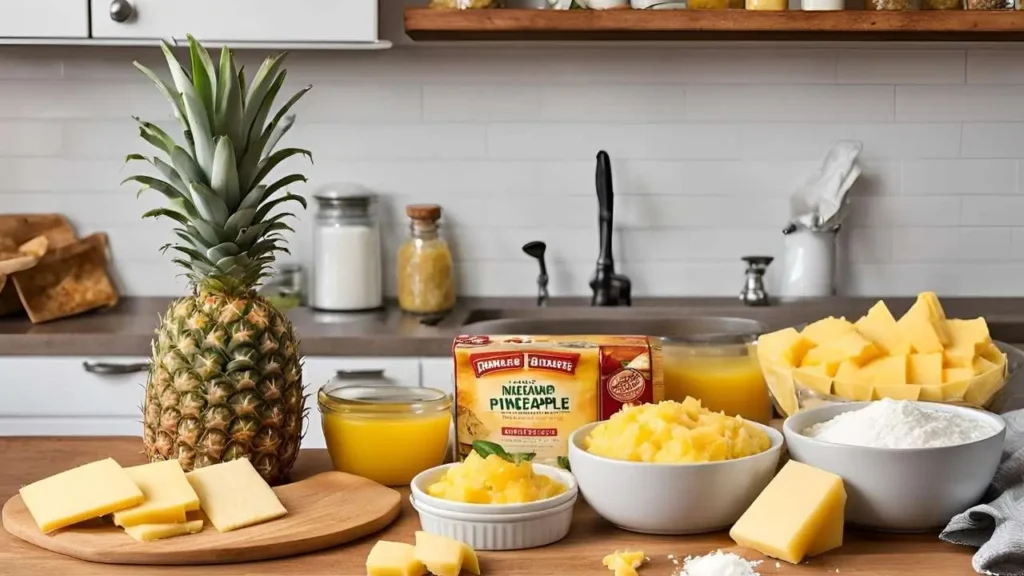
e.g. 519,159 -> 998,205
127,36 -> 312,484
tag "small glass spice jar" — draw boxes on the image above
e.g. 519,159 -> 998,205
397,204 -> 456,316
965,0 -> 1012,10
864,0 -> 920,9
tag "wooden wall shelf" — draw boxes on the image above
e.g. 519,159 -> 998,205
404,8 -> 1024,41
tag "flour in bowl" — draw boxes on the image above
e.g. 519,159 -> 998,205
802,399 -> 998,449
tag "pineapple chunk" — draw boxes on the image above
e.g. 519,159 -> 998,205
757,328 -> 815,368
793,365 -> 833,396
857,355 -> 908,386
801,317 -> 856,347
907,353 -> 943,386
855,301 -> 912,355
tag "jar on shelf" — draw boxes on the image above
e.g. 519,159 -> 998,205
965,0 -> 1012,9
397,204 -> 456,316
686,0 -> 730,8
923,0 -> 959,8
747,0 -> 788,9
310,186 -> 383,312
864,0 -> 920,8
801,0 -> 844,9
429,0 -> 505,7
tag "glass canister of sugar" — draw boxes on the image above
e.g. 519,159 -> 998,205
397,204 -> 456,315
311,185 -> 383,312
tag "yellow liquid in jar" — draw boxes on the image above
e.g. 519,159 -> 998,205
322,411 -> 452,487
663,349 -> 773,424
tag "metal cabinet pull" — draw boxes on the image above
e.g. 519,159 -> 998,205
109,0 -> 133,23
82,361 -> 150,375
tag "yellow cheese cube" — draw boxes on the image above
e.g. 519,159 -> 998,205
944,348 -> 974,369
919,379 -> 972,403
730,461 -> 846,565
185,459 -> 286,533
907,353 -> 943,386
414,531 -> 476,576
761,362 -> 798,417
943,368 -> 975,384
857,355 -> 907,386
834,360 -> 860,383
800,347 -> 845,375
854,301 -> 912,356
123,519 -> 204,542
897,299 -> 946,354
946,317 -> 990,351
823,331 -> 882,366
872,384 -> 921,401
801,317 -> 855,347
19,458 -> 144,533
757,327 -> 815,368
974,356 -> 1000,376
833,378 -> 872,402
367,541 -> 427,576
918,291 -> 952,346
603,550 -> 646,576
793,365 -> 833,396
113,460 -> 200,527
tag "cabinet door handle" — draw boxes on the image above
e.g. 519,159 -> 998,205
109,0 -> 134,23
83,361 -> 150,375
334,369 -> 386,380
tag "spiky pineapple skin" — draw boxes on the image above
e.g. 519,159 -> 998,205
143,292 -> 304,485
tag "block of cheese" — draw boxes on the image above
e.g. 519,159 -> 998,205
897,297 -> 946,354
907,353 -> 943,386
19,458 -> 144,533
833,378 -> 872,402
414,531 -> 480,576
945,318 -> 993,368
919,291 -> 952,345
367,541 -> 427,576
855,301 -> 911,356
873,384 -> 920,401
603,550 -> 646,576
730,460 -> 846,564
793,365 -> 833,396
123,519 -> 204,542
185,459 -> 286,533
801,317 -> 855,347
944,367 -> 975,384
857,355 -> 907,386
919,380 -> 971,403
757,327 -> 814,368
801,331 -> 880,373
113,460 -> 200,527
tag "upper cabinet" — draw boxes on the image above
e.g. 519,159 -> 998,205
91,0 -> 380,43
0,0 -> 89,38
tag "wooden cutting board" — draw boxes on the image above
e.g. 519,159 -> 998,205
1,471 -> 401,565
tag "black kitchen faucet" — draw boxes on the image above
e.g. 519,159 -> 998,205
589,150 -> 631,307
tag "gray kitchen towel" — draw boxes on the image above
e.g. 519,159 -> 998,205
940,409 -> 1024,576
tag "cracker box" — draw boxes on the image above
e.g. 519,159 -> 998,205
452,335 -> 664,464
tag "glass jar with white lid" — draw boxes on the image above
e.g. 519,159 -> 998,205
311,185 -> 383,312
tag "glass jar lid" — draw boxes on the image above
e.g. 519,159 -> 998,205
317,383 -> 452,416
314,183 -> 376,216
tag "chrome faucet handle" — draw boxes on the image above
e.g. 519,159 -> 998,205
740,255 -> 773,307
522,241 -> 550,307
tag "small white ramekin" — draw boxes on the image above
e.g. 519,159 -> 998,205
410,462 -> 578,516
410,494 -> 576,551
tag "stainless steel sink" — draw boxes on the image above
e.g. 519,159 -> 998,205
459,315 -> 768,340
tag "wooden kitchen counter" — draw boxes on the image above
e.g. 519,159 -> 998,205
0,438 -> 976,576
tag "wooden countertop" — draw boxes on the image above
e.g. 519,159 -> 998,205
0,438 -> 977,575
5,296 -> 1024,357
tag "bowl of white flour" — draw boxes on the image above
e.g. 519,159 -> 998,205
783,399 -> 1005,532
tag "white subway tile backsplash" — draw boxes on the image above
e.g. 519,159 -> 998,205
686,85 -> 894,123
902,159 -> 1018,196
1,45 -> 1022,297
837,49 -> 966,85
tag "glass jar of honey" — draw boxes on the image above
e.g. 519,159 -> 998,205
397,204 -> 456,315
661,334 -> 773,424
318,384 -> 453,487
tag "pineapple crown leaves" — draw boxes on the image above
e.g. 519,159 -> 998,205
126,34 -> 313,295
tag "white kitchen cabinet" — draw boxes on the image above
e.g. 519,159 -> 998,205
0,356 -> 149,436
301,356 -> 421,450
90,0 -> 380,44
0,0 -> 89,38
420,357 -> 455,397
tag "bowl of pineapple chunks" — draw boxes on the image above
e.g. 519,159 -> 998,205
758,291 -> 1019,417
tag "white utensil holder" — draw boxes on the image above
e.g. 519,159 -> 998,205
780,229 -> 836,298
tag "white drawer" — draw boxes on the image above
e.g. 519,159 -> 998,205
420,357 -> 455,396
90,0 -> 379,43
0,417 -> 139,436
0,0 -> 89,38
301,356 -> 421,450
0,356 -> 150,418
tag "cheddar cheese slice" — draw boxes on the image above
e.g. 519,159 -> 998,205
19,458 -> 144,533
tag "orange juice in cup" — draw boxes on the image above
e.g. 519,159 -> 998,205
661,335 -> 773,424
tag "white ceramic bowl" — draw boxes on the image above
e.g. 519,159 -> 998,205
568,420 -> 784,535
784,401 -> 1006,532
410,494 -> 576,551
410,462 -> 578,515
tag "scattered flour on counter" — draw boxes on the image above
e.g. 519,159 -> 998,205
802,399 -> 998,449
677,550 -> 761,576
